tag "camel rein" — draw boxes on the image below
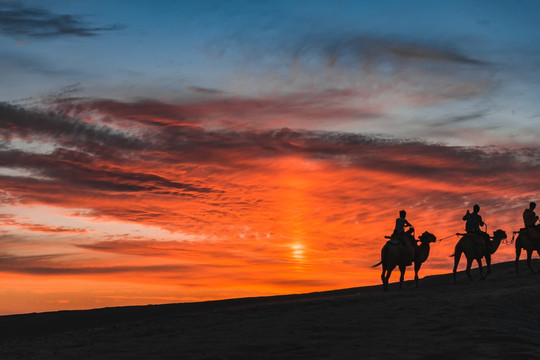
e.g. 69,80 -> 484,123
438,223 -> 513,246
438,223 -> 490,243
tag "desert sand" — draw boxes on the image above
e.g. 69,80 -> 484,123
1,260 -> 540,359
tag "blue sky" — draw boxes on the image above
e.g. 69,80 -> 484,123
2,0 -> 540,146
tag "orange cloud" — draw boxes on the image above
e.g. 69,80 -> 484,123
0,99 -> 537,314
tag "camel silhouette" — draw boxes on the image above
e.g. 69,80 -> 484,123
452,229 -> 507,282
373,231 -> 436,291
514,229 -> 540,275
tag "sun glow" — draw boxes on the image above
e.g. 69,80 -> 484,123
290,242 -> 305,262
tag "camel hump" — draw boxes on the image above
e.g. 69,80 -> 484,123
386,239 -> 412,253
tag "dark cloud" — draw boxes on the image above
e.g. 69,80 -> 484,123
267,278 -> 334,287
3,98 -> 540,192
0,1 -> 123,39
0,148 -> 218,196
0,103 -> 164,187
75,239 -> 280,265
0,253 -> 63,269
188,86 -> 225,95
258,129 -> 540,187
0,102 -> 146,152
429,112 -> 486,128
387,41 -> 486,65
2,97 -> 540,234
64,89 -> 377,130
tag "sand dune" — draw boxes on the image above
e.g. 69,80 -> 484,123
1,260 -> 540,359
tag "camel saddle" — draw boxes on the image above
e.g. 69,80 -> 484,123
521,227 -> 540,240
386,234 -> 416,260
456,233 -> 488,253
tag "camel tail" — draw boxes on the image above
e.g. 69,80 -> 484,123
450,241 -> 462,258
372,261 -> 382,267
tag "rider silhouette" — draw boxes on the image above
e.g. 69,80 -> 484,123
463,204 -> 490,252
392,210 -> 416,264
523,202 -> 540,238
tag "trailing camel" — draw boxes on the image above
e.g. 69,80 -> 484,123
514,228 -> 540,275
451,229 -> 507,282
373,231 -> 437,291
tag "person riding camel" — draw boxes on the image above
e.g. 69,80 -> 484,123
523,202 -> 540,239
462,204 -> 490,253
391,210 -> 416,264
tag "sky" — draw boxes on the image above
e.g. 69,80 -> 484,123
0,0 -> 540,315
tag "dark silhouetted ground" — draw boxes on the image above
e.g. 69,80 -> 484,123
1,260 -> 539,359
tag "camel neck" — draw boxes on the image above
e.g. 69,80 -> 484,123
417,242 -> 431,262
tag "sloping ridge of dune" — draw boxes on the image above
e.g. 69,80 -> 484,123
1,259 -> 539,359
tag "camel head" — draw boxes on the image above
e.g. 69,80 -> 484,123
489,229 -> 507,254
493,229 -> 507,241
419,231 -> 436,243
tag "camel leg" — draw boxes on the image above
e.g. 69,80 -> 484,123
515,243 -> 522,276
484,254 -> 492,279
453,249 -> 462,283
385,269 -> 392,291
398,265 -> 406,291
383,266 -> 394,292
381,265 -> 388,291
465,258 -> 475,282
526,250 -> 535,274
414,262 -> 421,287
476,258 -> 484,280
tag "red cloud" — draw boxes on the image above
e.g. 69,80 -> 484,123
0,98 -> 537,314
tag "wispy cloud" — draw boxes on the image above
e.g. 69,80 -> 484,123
62,90 -> 379,131
76,239 -> 193,257
0,213 -> 87,233
293,34 -> 488,68
1,99 -> 538,238
229,29 -> 493,99
0,252 -> 205,275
